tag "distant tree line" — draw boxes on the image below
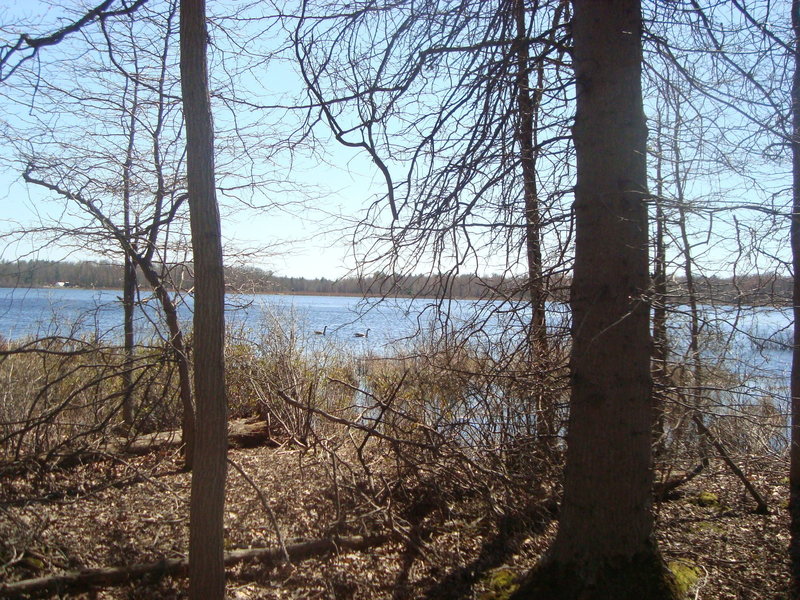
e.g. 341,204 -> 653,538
0,259 -> 790,306
0,259 -> 126,289
685,274 -> 794,307
0,259 -> 507,298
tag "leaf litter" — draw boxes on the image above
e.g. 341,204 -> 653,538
0,445 -> 791,599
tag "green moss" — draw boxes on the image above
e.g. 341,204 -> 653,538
692,491 -> 720,508
692,521 -> 723,534
21,556 -> 45,571
780,476 -> 790,485
668,560 -> 700,597
510,552 -> 680,600
479,568 -> 520,600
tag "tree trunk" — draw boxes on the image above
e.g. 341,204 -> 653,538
121,255 -> 136,429
21,160 -> 195,462
513,0 -> 547,356
513,1 -> 677,597
512,0 -> 558,456
121,78 -> 139,431
789,1 -> 800,596
669,99 -> 708,463
652,116 -> 668,454
136,263 -> 195,468
180,0 -> 228,598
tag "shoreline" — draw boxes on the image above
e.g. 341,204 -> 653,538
0,285 -> 489,302
0,284 -> 790,308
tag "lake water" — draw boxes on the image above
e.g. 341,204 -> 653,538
0,286 -> 499,351
0,286 -> 792,404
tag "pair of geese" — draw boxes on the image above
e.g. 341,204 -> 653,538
314,325 -> 370,338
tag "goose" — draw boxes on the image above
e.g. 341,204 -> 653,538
314,325 -> 327,336
354,328 -> 370,339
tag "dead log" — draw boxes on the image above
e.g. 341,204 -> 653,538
0,534 -> 388,598
109,429 -> 182,456
227,418 -> 283,449
118,418 -> 280,454
0,419 -> 281,475
692,414 -> 770,514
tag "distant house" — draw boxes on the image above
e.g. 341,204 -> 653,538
55,281 -> 69,287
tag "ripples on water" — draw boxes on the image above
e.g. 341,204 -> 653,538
0,286 -> 792,401
0,287 -> 497,349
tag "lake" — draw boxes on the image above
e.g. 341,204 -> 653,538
0,286 -> 792,406
0,286 -> 503,351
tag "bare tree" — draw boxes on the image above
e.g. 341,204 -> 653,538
790,0 -> 800,595
0,0 -> 148,82
642,3 -> 794,474
292,0 -> 572,289
180,0 -> 228,596
511,0 -> 568,455
291,0 -> 574,454
5,0 -> 198,465
651,113 -> 669,452
513,1 -> 677,596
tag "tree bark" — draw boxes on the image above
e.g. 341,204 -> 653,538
511,0 -> 557,456
513,1 -> 677,597
180,0 -> 228,598
790,1 -> 800,596
652,116 -> 668,453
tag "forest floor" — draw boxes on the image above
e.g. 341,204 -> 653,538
0,441 -> 791,599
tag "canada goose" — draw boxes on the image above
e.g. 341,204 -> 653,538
354,328 -> 370,338
314,325 -> 327,335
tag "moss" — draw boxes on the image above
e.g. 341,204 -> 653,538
21,555 -> 45,571
692,520 -> 723,534
668,560 -> 700,597
479,568 -> 521,600
780,476 -> 790,485
692,491 -> 720,508
510,552 -> 680,600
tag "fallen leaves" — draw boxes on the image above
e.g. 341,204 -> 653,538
0,446 -> 791,599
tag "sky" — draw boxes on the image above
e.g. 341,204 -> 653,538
0,1 -> 794,284
0,148 -> 380,279
0,0 -> 389,280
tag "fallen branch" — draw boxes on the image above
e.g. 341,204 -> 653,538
0,534 -> 388,598
226,457 -> 290,562
653,460 -> 706,501
692,414 -> 770,514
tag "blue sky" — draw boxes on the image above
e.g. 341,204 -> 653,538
0,1 -> 793,284
0,0 -> 389,280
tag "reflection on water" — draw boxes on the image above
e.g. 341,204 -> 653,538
0,287 -> 429,347
0,287 -> 556,352
0,287 -> 792,402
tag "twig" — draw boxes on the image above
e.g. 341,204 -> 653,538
226,457 -> 291,563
